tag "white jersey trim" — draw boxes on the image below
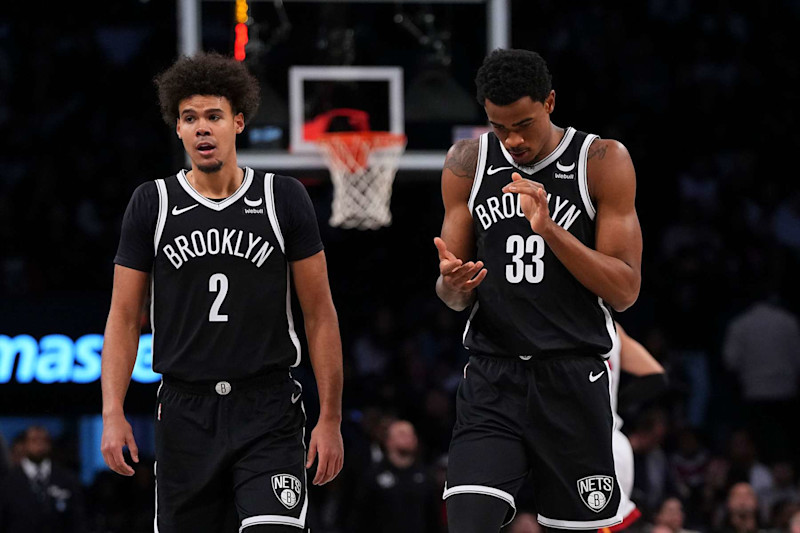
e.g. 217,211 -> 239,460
467,133 -> 490,214
498,127 -> 575,175
176,167 -> 253,211
264,173 -> 285,253
578,134 -> 599,220
286,269 -> 302,367
598,297 -> 616,360
264,173 -> 302,366
442,484 -> 517,526
462,302 -> 480,345
153,179 -> 168,251
537,512 -> 623,530
152,180 -> 168,346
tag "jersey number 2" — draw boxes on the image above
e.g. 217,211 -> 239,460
506,235 -> 545,284
209,273 -> 229,322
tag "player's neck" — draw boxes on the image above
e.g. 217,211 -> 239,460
187,164 -> 244,200
532,124 -> 565,164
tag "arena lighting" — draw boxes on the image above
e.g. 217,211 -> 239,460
234,0 -> 249,61
0,334 -> 159,384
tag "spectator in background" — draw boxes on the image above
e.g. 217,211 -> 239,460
654,497 -> 700,533
715,483 -> 761,533
349,420 -> 440,533
0,426 -> 87,532
788,510 -> 800,533
630,408 -> 671,517
760,463 -> 799,529
723,293 -> 800,464
670,428 -> 710,527
727,430 -> 774,518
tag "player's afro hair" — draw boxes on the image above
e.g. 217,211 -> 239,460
475,49 -> 552,106
154,52 -> 261,125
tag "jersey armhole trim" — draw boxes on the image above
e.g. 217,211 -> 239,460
598,296 -> 616,360
578,134 -> 599,221
264,173 -> 286,254
154,179 -> 168,252
467,133 -> 489,214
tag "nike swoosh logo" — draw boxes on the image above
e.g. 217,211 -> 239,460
589,371 -> 605,383
244,197 -> 263,207
291,392 -> 301,404
172,204 -> 199,216
556,161 -> 575,172
486,165 -> 513,175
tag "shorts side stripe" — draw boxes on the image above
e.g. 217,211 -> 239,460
240,492 -> 307,531
442,484 -> 517,526
153,461 -> 159,533
537,512 -> 623,530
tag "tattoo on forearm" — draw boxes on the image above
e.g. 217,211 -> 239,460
588,144 -> 607,160
444,140 -> 479,179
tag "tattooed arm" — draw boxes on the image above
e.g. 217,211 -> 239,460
434,139 -> 487,311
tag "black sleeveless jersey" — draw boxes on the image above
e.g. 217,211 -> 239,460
114,168 -> 323,381
463,128 -> 615,358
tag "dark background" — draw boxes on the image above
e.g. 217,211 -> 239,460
1,1 -> 800,532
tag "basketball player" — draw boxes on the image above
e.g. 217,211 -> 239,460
602,322 -> 667,533
100,53 -> 344,532
434,49 -> 643,532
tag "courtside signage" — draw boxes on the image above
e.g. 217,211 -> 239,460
0,334 -> 158,384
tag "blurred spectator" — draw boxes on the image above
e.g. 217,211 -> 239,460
723,298 -> 800,463
727,430 -> 774,518
760,463 -> 799,527
630,408 -> 671,516
670,428 -> 710,526
654,496 -> 701,533
715,482 -> 761,533
789,510 -> 800,533
349,420 -> 440,533
0,426 -> 87,532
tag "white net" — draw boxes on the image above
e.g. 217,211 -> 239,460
318,132 -> 407,230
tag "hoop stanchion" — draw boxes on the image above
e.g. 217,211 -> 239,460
317,132 -> 407,230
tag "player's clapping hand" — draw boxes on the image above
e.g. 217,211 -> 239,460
306,419 -> 344,485
101,413 -> 139,476
502,172 -> 552,235
434,237 -> 487,292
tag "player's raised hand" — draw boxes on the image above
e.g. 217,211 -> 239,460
434,237 -> 487,292
502,172 -> 552,235
306,419 -> 344,485
101,413 -> 139,476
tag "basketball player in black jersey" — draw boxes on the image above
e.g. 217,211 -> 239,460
100,53 -> 344,532
434,49 -> 643,532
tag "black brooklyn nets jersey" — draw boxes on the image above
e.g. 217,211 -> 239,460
464,128 -> 615,358
114,168 -> 323,381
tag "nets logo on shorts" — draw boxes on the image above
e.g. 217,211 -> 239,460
272,474 -> 302,510
577,475 -> 614,513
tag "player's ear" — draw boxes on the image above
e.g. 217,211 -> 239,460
176,119 -> 181,139
545,90 -> 555,114
234,113 -> 245,134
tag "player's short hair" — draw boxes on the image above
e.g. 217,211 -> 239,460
475,48 -> 552,106
154,52 -> 261,125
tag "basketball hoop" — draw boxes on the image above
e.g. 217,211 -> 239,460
317,131 -> 407,230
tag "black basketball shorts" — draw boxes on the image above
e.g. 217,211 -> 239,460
444,354 -> 623,530
154,371 -> 308,532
